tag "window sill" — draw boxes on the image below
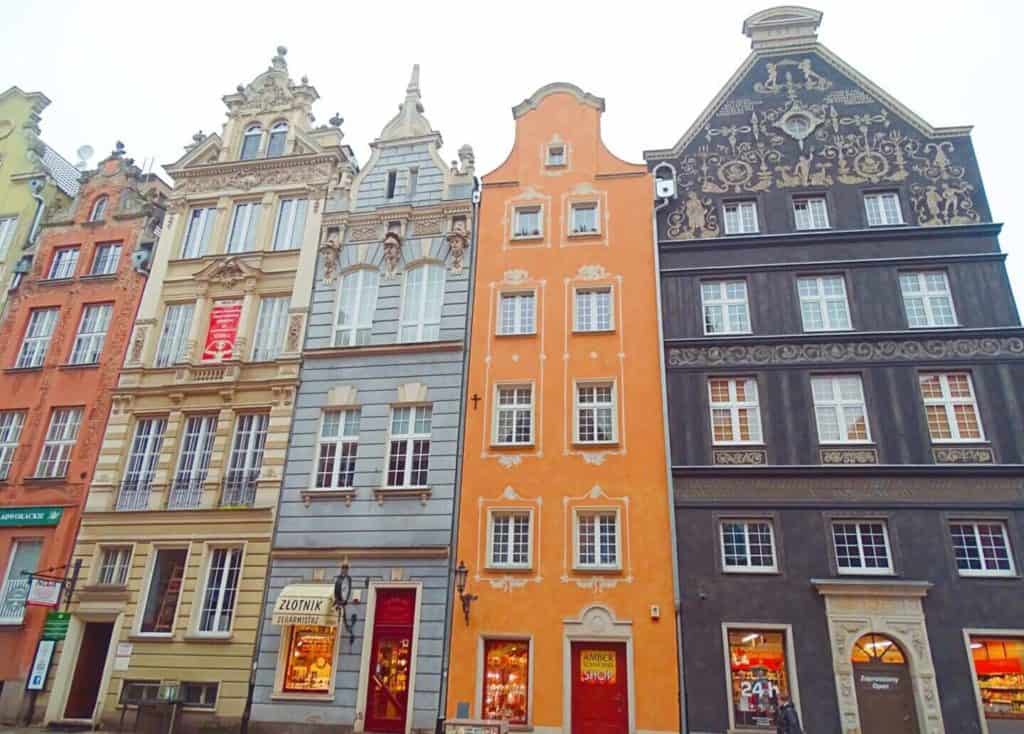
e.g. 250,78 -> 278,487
908,324 -> 962,330
572,440 -> 619,448
22,476 -> 68,484
723,567 -> 780,575
572,328 -> 615,335
712,442 -> 766,448
496,332 -> 537,338
931,440 -> 989,445
703,330 -> 754,337
374,486 -> 431,505
80,273 -> 117,281
568,230 -> 601,238
58,362 -> 100,370
491,442 -> 535,450
836,569 -> 895,577
4,366 -> 43,374
37,277 -> 76,286
571,566 -> 623,574
183,633 -> 234,642
819,441 -> 876,447
301,488 -> 356,507
485,565 -> 534,574
510,235 -> 543,243
956,571 -> 1018,580
128,633 -> 175,642
271,692 -> 335,702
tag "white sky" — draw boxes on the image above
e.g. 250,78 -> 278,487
5,0 -> 1022,301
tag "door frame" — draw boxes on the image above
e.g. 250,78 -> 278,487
44,611 -> 123,726
354,581 -> 422,734
562,604 -> 636,734
720,621 -> 804,733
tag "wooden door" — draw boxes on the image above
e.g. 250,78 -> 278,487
364,588 -> 416,733
64,622 -> 115,719
571,641 -> 629,734
854,661 -> 919,734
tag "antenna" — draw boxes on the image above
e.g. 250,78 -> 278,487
75,144 -> 94,171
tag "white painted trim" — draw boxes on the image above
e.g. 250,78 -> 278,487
133,542 -> 192,636
962,627 -> 1024,734
44,612 -> 123,725
720,622 -> 803,733
475,486 -> 544,591
491,381 -> 536,448
189,540 -> 247,637
485,506 -> 535,571
474,633 -> 536,728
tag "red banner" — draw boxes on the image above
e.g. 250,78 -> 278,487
202,300 -> 242,362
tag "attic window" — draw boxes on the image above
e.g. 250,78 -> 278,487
89,196 -> 108,222
546,144 -> 566,167
386,171 -> 398,200
241,125 -> 262,160
267,122 -> 288,157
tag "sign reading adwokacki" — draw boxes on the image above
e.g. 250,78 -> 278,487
272,584 -> 336,626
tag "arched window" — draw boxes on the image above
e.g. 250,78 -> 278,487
266,121 -> 288,157
399,263 -> 445,342
240,125 -> 262,160
335,268 -> 380,347
89,196 -> 108,222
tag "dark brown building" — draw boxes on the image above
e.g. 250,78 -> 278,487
646,8 -> 1024,734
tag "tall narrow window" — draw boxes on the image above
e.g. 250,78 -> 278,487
0,539 -> 42,624
198,547 -> 243,633
899,271 -> 957,328
0,217 -> 18,260
793,197 -> 829,230
513,207 -> 541,238
97,547 -> 132,585
315,409 -> 360,490
702,280 -> 751,334
223,413 -> 268,506
70,303 -> 113,365
498,292 -> 535,335
400,263 -> 445,342
386,405 -> 431,488
489,511 -> 531,568
182,207 -> 216,258
797,275 -> 850,331
407,168 -> 419,200
386,170 -> 398,199
720,520 -> 777,572
240,125 -> 262,160
575,511 -> 619,569
266,122 -> 288,157
723,201 -> 758,234
226,202 -> 261,253
335,269 -> 379,347
35,407 -> 82,478
251,296 -> 289,361
832,521 -> 893,574
89,196 -> 108,222
950,521 -> 1014,576
864,192 -> 903,226
91,242 -> 122,275
575,288 -> 613,332
118,417 -> 166,511
812,375 -> 870,443
48,247 -> 80,279
919,372 -> 984,442
155,303 -> 195,367
0,411 -> 25,480
140,548 -> 188,633
169,415 -> 217,509
709,377 -> 762,444
575,383 -> 615,443
16,308 -> 58,368
494,386 -> 533,445
271,198 -> 307,251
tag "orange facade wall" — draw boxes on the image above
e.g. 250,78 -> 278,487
447,86 -> 680,733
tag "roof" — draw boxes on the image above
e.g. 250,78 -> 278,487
39,143 -> 80,197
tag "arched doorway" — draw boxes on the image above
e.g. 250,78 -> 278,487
851,633 -> 920,734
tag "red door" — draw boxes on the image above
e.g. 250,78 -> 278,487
64,622 -> 115,719
571,641 -> 629,734
365,588 -> 416,733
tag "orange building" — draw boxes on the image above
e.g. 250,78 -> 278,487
446,84 -> 680,734
0,146 -> 166,722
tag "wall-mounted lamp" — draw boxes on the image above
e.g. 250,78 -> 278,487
333,557 -> 360,644
454,560 -> 477,625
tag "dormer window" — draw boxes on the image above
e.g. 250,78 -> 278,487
89,196 -> 108,223
240,125 -> 262,160
546,144 -> 566,167
266,122 -> 288,157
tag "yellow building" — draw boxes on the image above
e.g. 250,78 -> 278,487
42,48 -> 356,730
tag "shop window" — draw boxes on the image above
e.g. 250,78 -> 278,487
720,520 -> 776,573
482,638 -> 530,725
970,636 -> 1024,721
727,629 -> 791,729
182,682 -> 219,708
140,548 -> 188,634
282,625 -> 336,693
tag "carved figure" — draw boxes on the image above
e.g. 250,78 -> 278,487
446,230 -> 468,274
799,58 -> 829,89
666,191 -> 720,240
381,232 -> 402,278
319,235 -> 341,284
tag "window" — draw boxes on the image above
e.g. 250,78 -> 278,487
181,682 -> 219,709
224,413 -> 268,506
140,548 -> 188,633
48,247 -> 79,279
792,197 -> 829,230
575,288 -> 612,332
266,121 -> 288,157
498,292 -> 535,335
283,625 -> 336,693
720,520 -> 776,572
0,539 -> 42,624
89,196 -> 108,222
399,263 -> 444,342
864,192 -> 903,226
271,198 -> 307,251
385,170 -> 398,199
919,372 -> 984,442
335,269 -> 379,346
812,375 -> 870,443
832,521 -> 892,574
408,168 -> 419,200
494,386 -> 533,445
0,217 -> 17,259
513,207 -> 541,238
0,411 -> 25,480
35,407 -> 82,478
226,201 -> 261,253
727,629 -> 791,729
575,510 -> 619,569
702,280 -> 750,334
709,377 -> 762,444
97,547 -> 132,585
489,511 -> 531,568
315,409 -> 360,490
968,637 -> 1024,722
570,203 -> 598,234
181,207 -> 216,258
251,296 -> 289,361
91,242 -> 122,275
797,275 -> 850,331
482,639 -> 530,725
121,680 -> 161,705
169,415 -> 217,509
16,308 -> 58,368
723,201 -> 758,235
70,303 -> 113,365
950,521 -> 1014,576
118,417 -> 167,510
198,546 -> 243,633
546,144 -> 566,166
240,125 -> 262,160
899,271 -> 957,328
575,383 -> 615,444
386,405 -> 431,488
154,303 -> 195,367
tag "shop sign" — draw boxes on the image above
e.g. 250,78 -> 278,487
0,506 -> 63,527
858,673 -> 901,691
579,649 -> 617,685
26,639 -> 55,691
26,577 -> 62,607
443,721 -> 508,734
41,611 -> 70,640
272,584 -> 336,626
202,299 -> 242,362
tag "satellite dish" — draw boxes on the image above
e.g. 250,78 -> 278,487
75,144 -> 94,170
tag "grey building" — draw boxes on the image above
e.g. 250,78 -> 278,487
250,67 -> 476,734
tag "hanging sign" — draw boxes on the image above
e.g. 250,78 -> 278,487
26,577 -> 62,607
0,506 -> 63,527
202,300 -> 242,362
26,639 -> 56,691
579,649 -> 617,685
42,611 -> 71,641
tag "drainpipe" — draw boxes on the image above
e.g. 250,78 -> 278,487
436,177 -> 481,734
651,163 -> 689,734
27,178 -> 46,247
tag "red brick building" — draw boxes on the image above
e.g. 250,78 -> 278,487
0,145 -> 166,722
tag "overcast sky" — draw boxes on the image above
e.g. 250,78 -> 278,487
5,1 -> 1022,299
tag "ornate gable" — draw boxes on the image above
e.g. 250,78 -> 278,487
194,256 -> 264,288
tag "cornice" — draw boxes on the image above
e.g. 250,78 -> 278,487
81,506 -> 274,523
322,201 -> 473,226
661,251 -> 1007,277
659,222 -> 1003,249
304,340 -> 463,359
672,464 -> 1024,478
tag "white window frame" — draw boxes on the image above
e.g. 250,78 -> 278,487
831,521 -> 894,575
574,382 -> 617,444
486,509 -> 533,570
569,201 -> 599,235
811,375 -> 872,444
701,280 -> 751,335
181,682 -> 219,709
224,413 -> 268,504
864,191 -> 904,226
574,287 -> 613,332
154,302 -> 195,367
181,207 -> 216,258
512,206 -> 542,239
497,291 -> 536,336
96,545 -> 133,586
35,407 -> 82,478
574,509 -> 621,571
493,384 -> 534,446
137,546 -> 189,636
251,295 -> 289,361
720,519 -> 778,573
708,377 -> 763,445
793,197 -> 830,231
722,201 -> 759,235
266,121 -> 288,158
399,263 -> 445,343
0,216 -> 18,260
47,247 -> 80,280
0,538 -> 42,624
169,415 -> 218,509
240,125 -> 262,160
196,545 -> 244,635
546,144 -> 566,167
69,303 -> 113,365
0,411 -> 25,481
271,197 -> 307,251
797,275 -> 851,332
385,405 -> 432,488
314,409 -> 360,490
226,201 -> 261,253
16,308 -> 58,368
949,521 -> 1015,577
334,268 -> 379,347
919,372 -> 985,443
90,242 -> 122,275
899,271 -> 958,328
89,196 -> 108,222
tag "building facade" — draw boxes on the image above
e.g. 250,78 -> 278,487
646,7 -> 1024,734
446,84 -> 680,734
249,66 -> 475,734
41,48 -> 355,731
0,146 -> 165,722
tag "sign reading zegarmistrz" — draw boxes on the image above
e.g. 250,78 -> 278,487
0,506 -> 63,527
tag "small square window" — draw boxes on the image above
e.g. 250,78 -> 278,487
570,203 -> 599,235
950,521 -> 1015,577
488,510 -> 532,568
720,520 -> 777,573
832,521 -> 893,574
494,385 -> 533,445
513,207 -> 542,239
793,197 -> 829,230
498,292 -> 535,335
575,510 -> 620,570
575,288 -> 612,332
723,201 -> 759,235
546,144 -> 566,166
864,192 -> 903,226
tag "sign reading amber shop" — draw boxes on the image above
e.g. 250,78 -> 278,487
202,299 -> 242,362
579,649 -> 617,685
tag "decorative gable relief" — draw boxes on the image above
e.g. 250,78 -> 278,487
326,385 -> 358,407
396,382 -> 428,403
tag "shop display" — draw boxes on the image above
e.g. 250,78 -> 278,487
728,629 -> 789,729
283,625 -> 336,693
482,639 -> 529,725
972,637 -> 1024,719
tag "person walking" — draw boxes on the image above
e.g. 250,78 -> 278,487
776,693 -> 804,734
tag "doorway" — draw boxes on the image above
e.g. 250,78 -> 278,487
64,621 -> 115,719
852,633 -> 919,734
571,641 -> 629,734
364,588 -> 416,733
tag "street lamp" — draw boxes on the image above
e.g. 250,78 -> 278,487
333,557 -> 359,644
454,560 -> 477,625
